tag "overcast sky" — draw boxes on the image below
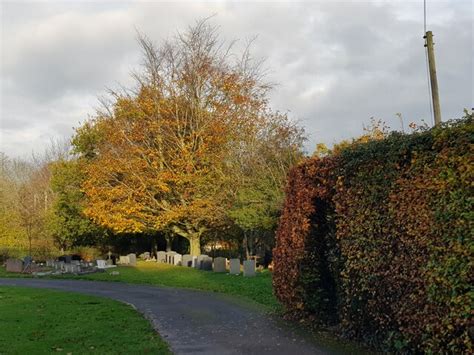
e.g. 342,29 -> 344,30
1,0 -> 472,158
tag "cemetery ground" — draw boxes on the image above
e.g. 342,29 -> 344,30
0,286 -> 170,354
0,263 -> 371,354
0,261 -> 278,311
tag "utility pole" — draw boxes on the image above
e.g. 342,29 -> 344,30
424,31 -> 442,125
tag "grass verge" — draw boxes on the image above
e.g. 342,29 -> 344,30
0,286 -> 171,354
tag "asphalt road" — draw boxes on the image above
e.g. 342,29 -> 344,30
0,278 -> 330,355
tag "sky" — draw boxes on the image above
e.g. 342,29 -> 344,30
1,0 -> 472,158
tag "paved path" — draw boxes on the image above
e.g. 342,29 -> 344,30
0,278 -> 331,355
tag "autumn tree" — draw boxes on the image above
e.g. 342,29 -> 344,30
73,20 -> 304,255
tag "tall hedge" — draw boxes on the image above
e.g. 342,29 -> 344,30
273,115 -> 473,353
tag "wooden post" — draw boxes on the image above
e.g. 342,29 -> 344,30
424,31 -> 442,125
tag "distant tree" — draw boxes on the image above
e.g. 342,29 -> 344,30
48,159 -> 104,252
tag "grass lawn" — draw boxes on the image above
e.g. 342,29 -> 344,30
0,262 -> 280,311
0,286 -> 170,355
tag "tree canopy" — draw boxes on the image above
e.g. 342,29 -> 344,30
72,20 -> 304,255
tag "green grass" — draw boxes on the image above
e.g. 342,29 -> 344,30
0,286 -> 171,355
0,262 -> 280,311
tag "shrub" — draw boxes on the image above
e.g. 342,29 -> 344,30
273,115 -> 473,352
70,246 -> 102,261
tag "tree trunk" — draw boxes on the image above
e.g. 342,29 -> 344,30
151,235 -> 158,257
165,235 -> 172,252
189,237 -> 201,256
243,231 -> 250,260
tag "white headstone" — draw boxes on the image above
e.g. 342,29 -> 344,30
213,257 -> 227,273
165,251 -> 177,264
97,260 -> 107,269
128,253 -> 137,266
243,260 -> 256,277
229,259 -> 240,275
157,251 -> 166,263
182,254 -> 193,267
173,253 -> 182,266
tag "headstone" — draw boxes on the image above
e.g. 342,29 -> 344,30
6,259 -> 23,273
46,259 -> 54,267
229,259 -> 241,275
182,254 -> 193,267
191,256 -> 198,268
64,264 -> 80,273
128,253 -> 137,266
165,251 -> 177,264
243,260 -> 256,277
119,256 -> 129,265
106,259 -> 113,266
71,260 -> 80,266
57,261 -> 65,271
213,257 -> 227,273
139,252 -> 151,260
157,251 -> 166,263
201,257 -> 213,271
173,253 -> 182,266
195,255 -> 208,269
96,260 -> 107,269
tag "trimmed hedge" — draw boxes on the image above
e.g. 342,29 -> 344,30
273,115 -> 473,352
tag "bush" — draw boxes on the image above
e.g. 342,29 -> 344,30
70,246 -> 102,261
273,115 -> 473,353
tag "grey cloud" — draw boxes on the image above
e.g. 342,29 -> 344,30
0,0 -> 472,158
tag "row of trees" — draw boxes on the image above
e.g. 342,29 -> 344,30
1,21 -> 305,259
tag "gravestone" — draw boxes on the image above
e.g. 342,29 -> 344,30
139,252 -> 150,260
157,251 -> 166,263
243,260 -> 256,277
64,263 -> 81,273
46,259 -> 54,267
6,259 -> 23,273
106,259 -> 113,266
191,256 -> 198,268
173,253 -> 182,266
57,261 -> 65,271
128,253 -> 137,266
229,259 -> 241,275
182,254 -> 193,267
165,251 -> 177,264
195,255 -> 209,269
119,256 -> 129,265
96,260 -> 107,269
201,257 -> 213,271
71,260 -> 80,266
213,257 -> 227,273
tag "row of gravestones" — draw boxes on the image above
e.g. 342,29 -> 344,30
46,259 -> 97,273
156,251 -> 256,277
117,253 -> 137,267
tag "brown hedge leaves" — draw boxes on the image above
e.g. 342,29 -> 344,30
273,115 -> 473,353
